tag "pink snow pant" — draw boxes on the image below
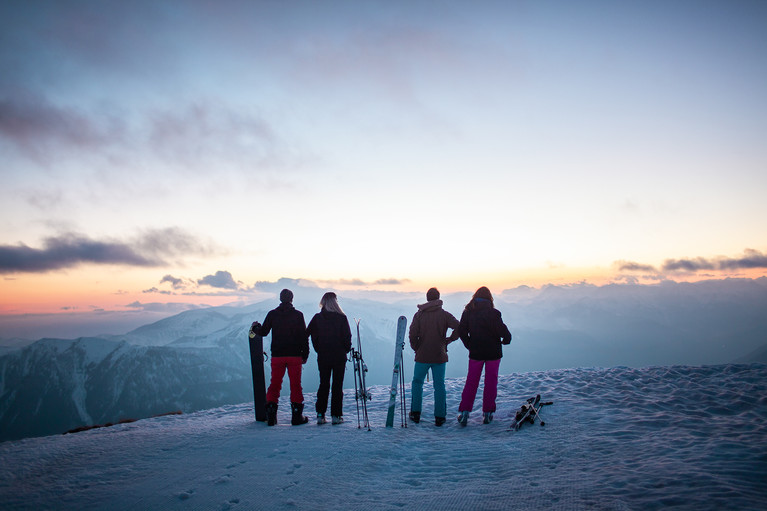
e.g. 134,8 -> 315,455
266,356 -> 304,404
459,358 -> 501,413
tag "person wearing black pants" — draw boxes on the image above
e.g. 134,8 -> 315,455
307,292 -> 352,425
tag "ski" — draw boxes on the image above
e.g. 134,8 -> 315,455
248,322 -> 268,422
385,316 -> 408,428
351,318 -> 371,430
510,394 -> 541,431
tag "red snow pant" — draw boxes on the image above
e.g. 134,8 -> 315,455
266,356 -> 304,404
459,358 -> 501,413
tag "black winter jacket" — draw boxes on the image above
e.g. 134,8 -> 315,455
257,303 -> 309,360
306,309 -> 352,364
459,299 -> 511,361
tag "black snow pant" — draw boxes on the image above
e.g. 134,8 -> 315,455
316,357 -> 346,417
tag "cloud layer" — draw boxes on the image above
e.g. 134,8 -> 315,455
0,228 -> 218,274
617,249 -> 767,278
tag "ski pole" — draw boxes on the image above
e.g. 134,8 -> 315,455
529,401 -> 553,426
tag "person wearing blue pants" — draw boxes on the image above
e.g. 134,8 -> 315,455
408,287 -> 460,426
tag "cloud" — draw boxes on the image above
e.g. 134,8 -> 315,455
160,274 -> 187,290
373,278 -> 410,285
716,249 -> 767,270
0,91 -> 123,163
616,249 -> 767,278
662,249 -> 767,273
0,228 -> 220,274
316,277 -> 411,287
616,261 -> 658,273
197,271 -> 239,290
662,257 -> 716,272
0,90 -> 291,177
252,278 -> 318,293
125,301 -> 204,314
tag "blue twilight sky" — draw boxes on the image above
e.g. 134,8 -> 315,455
1,0 -> 766,318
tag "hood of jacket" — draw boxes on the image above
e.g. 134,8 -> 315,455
417,299 -> 444,313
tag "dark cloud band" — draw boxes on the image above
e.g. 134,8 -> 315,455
617,249 -> 767,276
0,228 -> 216,274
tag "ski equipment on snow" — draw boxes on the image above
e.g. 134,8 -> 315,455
351,319 -> 371,430
386,316 -> 408,428
509,394 -> 552,430
248,322 -> 268,422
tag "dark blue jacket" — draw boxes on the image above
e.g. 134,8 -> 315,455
257,303 -> 309,360
459,299 -> 511,361
307,309 -> 352,364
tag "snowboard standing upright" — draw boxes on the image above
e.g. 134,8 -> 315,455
386,316 -> 408,427
248,322 -> 268,422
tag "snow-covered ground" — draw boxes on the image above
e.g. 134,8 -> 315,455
1,364 -> 766,510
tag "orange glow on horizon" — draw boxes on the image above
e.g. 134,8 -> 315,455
3,264 -> 764,317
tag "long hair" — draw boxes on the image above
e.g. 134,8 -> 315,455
465,286 -> 494,311
320,292 -> 345,315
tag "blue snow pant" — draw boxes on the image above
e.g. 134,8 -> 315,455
410,362 -> 447,419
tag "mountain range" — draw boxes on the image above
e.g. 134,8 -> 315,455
1,277 -> 766,442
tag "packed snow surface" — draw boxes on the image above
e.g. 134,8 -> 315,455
1,364 -> 765,510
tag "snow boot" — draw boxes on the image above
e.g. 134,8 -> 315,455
409,411 -> 421,424
291,402 -> 309,425
435,416 -> 446,427
331,415 -> 344,425
317,413 -> 327,425
483,412 -> 494,424
457,411 -> 469,426
266,402 -> 278,426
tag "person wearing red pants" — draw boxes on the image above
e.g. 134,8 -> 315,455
252,289 -> 310,426
457,286 -> 511,426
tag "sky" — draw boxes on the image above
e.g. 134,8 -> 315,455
1,0 -> 766,329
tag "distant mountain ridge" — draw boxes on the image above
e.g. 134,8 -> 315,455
2,278 -> 766,442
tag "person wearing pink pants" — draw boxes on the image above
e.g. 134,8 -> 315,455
457,286 -> 511,426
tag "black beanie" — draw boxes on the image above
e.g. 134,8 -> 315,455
279,289 -> 294,303
426,287 -> 440,301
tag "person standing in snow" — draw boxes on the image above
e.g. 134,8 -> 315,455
306,292 -> 352,425
251,289 -> 310,426
457,286 -> 511,426
408,287 -> 461,427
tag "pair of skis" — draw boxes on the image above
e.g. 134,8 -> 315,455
352,319 -> 372,430
509,394 -> 553,430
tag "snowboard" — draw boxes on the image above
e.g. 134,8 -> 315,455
248,322 -> 267,422
386,315 -> 408,427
